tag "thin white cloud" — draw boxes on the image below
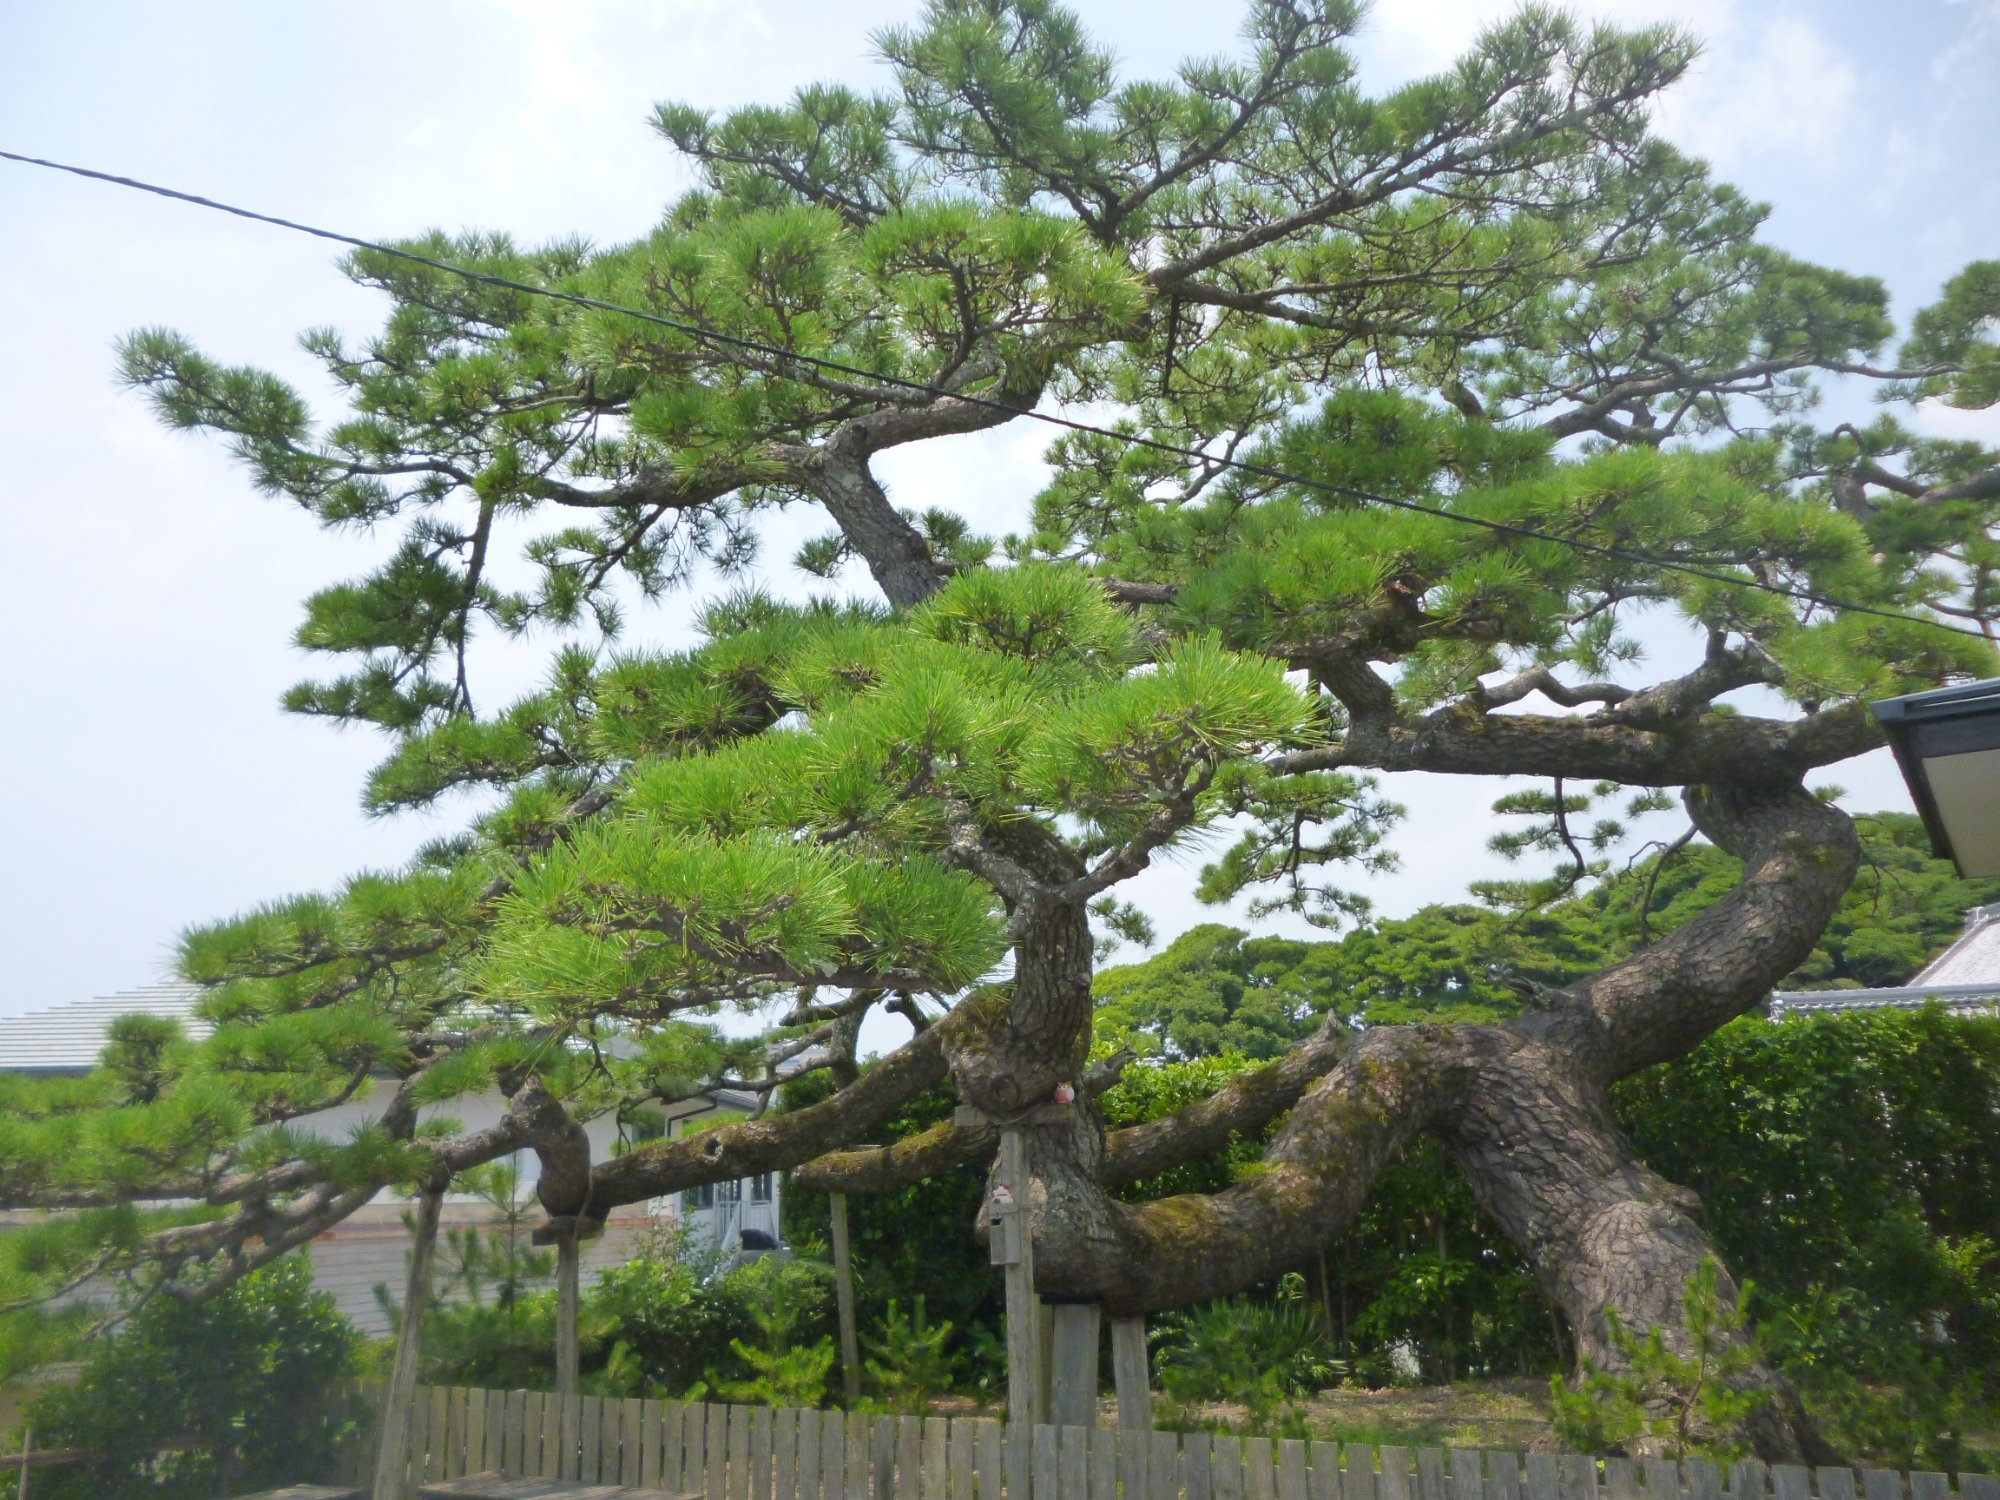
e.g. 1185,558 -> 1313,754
1935,0 -> 2000,80
1651,12 -> 1857,172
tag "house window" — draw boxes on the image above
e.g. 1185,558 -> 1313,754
686,1183 -> 716,1212
749,1172 -> 774,1204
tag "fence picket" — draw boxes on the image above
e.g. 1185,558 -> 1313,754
1484,1451 -> 1521,1500
976,1417 -> 1005,1500
753,1405 -> 775,1500
604,1395 -> 625,1487
1088,1426 -> 1117,1500
860,1416 -> 884,1496
1603,1460 -> 1637,1500
589,1393 -> 609,1482
1449,1450 -> 1483,1500
470,1392 -> 494,1472
444,1385 -> 466,1478
1381,1448 -> 1414,1500
1033,1423 -> 1060,1500
1769,1466 -> 1810,1500
539,1390 -> 562,1480
1558,1454 -> 1596,1500
948,1418 -> 977,1500
713,1403 -> 734,1500
798,1406 -> 827,1500
1415,1449 -> 1447,1500
1686,1460 -> 1721,1500
1119,1423 -> 1150,1500
1308,1441 -> 1341,1500
1247,1437 -> 1276,1500
596,1395 -> 615,1484
1215,1434 -> 1245,1500
921,1416 -> 949,1500
1341,1445 -> 1377,1500
1640,1460 -> 1678,1500
618,1396 -> 639,1486
1524,1454 -> 1559,1500
1818,1471 -> 1859,1500
1056,1425 -> 1088,1499
682,1403 -> 707,1492
731,1402 -> 754,1500
820,1408 -> 845,1500
1185,1433 -> 1214,1500
847,1410 -> 872,1500
1959,1476 -> 2000,1500
1862,1472 -> 1903,1500
1150,1428 -> 1182,1500
784,1408 -> 808,1500
641,1399 -> 663,1490
1279,1440 -> 1309,1500
1905,1473 -> 1947,1500
898,1415 -> 923,1500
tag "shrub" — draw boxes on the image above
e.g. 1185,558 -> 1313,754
1152,1272 -> 1343,1436
26,1254 -> 359,1499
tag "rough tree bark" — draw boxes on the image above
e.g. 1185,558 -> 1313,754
1433,781 -> 1858,1460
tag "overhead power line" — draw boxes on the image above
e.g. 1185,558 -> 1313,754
5,147 -> 1991,644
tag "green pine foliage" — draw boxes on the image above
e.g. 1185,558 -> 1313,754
11,2 -> 2000,1456
862,1296 -> 960,1413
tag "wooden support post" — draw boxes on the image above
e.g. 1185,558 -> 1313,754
555,1223 -> 582,1402
1048,1303 -> 1101,1429
1111,1315 -> 1152,1431
997,1129 -> 1043,1429
373,1178 -> 444,1500
556,1224 -> 580,1488
830,1191 -> 862,1403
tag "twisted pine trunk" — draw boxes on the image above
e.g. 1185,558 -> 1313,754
964,781 -> 1856,1461
1431,781 -> 1858,1460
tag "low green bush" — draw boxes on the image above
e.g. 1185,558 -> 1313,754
26,1255 -> 359,1500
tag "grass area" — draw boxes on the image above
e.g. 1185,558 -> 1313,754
1146,1378 -> 1555,1451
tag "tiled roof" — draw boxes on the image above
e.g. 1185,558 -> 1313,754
1911,904 -> 2000,986
1771,904 -> 2000,1016
0,985 -> 210,1073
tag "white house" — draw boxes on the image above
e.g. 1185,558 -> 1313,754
0,986 -> 785,1334
1769,903 -> 2000,1017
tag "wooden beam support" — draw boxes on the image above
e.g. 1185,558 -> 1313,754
1048,1302 -> 1102,1430
830,1191 -> 862,1403
1111,1314 -> 1152,1431
372,1179 -> 443,1500
997,1129 -> 1044,1430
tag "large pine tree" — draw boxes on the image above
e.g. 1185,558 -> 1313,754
7,0 -> 1999,1459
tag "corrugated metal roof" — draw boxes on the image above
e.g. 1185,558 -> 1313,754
0,984 -> 210,1073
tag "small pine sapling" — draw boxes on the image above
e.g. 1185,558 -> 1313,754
862,1296 -> 958,1413
1551,1259 -> 1774,1460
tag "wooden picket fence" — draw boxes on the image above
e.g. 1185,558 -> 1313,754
343,1383 -> 2000,1500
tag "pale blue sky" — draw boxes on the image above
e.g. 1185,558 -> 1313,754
2,0 -> 1996,1018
